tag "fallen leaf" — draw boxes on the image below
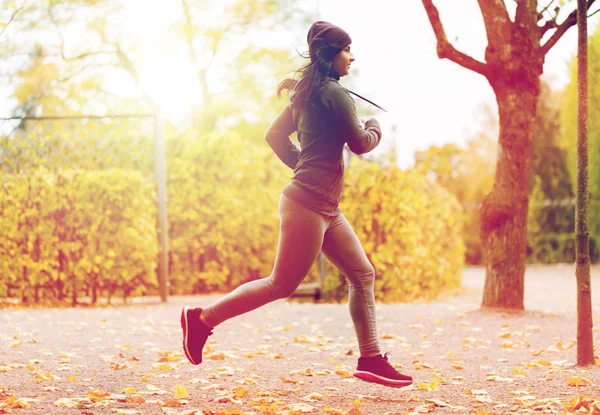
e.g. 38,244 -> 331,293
234,386 -> 247,398
87,389 -> 110,402
112,409 -> 141,414
425,398 -> 449,407
566,376 -> 594,386
163,399 -> 182,407
418,378 -> 440,391
303,392 -> 324,402
286,402 -> 315,413
5,395 -> 30,409
125,396 -> 145,403
53,397 -> 92,408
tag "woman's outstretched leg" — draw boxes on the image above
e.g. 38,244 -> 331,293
321,213 -> 413,387
181,194 -> 328,365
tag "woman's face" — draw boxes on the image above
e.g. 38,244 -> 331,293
331,45 -> 354,78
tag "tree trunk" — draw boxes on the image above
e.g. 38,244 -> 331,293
576,0 -> 594,366
480,85 -> 539,309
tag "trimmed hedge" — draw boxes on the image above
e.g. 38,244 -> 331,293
0,169 -> 158,304
1,132 -> 465,304
329,161 -> 465,302
165,133 -> 464,302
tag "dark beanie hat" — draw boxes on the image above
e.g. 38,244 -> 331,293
307,21 -> 352,61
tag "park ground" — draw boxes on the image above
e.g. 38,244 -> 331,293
1,264 -> 599,415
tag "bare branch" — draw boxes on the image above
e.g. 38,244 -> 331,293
589,7 -> 600,17
421,0 -> 489,77
180,0 -> 200,68
57,62 -> 120,83
540,18 -> 559,35
539,0 -> 557,18
46,4 -> 117,62
542,0 -> 597,55
0,6 -> 23,39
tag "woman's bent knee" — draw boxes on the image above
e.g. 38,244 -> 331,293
350,266 -> 375,288
266,275 -> 298,299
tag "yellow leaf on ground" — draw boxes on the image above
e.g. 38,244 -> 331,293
122,386 -> 136,394
173,383 -> 188,399
53,397 -> 92,408
335,369 -> 353,379
566,376 -> 594,386
286,403 -> 315,413
5,395 -> 30,409
418,378 -> 440,391
234,386 -> 248,398
303,392 -> 324,402
280,377 -> 305,385
111,409 -> 141,414
87,390 -> 110,402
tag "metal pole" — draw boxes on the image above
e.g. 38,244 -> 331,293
154,108 -> 169,303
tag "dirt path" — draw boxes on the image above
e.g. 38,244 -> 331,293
1,265 -> 599,415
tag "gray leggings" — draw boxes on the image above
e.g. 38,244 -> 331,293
202,193 -> 381,358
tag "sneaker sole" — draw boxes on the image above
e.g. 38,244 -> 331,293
181,306 -> 199,365
353,370 -> 413,387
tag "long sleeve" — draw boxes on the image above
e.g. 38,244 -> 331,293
265,105 -> 300,170
321,83 -> 382,155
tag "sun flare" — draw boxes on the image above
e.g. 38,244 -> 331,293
120,0 -> 203,123
137,53 -> 203,123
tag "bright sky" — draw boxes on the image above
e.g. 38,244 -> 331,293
2,1 -> 599,169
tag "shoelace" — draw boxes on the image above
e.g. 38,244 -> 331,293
379,352 -> 400,374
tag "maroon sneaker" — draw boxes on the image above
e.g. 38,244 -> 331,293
353,352 -> 413,387
180,306 -> 213,365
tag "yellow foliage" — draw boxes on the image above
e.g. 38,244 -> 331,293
1,126 -> 463,303
337,161 -> 465,302
0,168 -> 158,303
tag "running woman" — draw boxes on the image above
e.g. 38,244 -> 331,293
181,21 -> 413,388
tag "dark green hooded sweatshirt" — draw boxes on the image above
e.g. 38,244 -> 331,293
265,76 -> 382,216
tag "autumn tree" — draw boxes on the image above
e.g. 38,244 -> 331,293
422,0 -> 598,309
